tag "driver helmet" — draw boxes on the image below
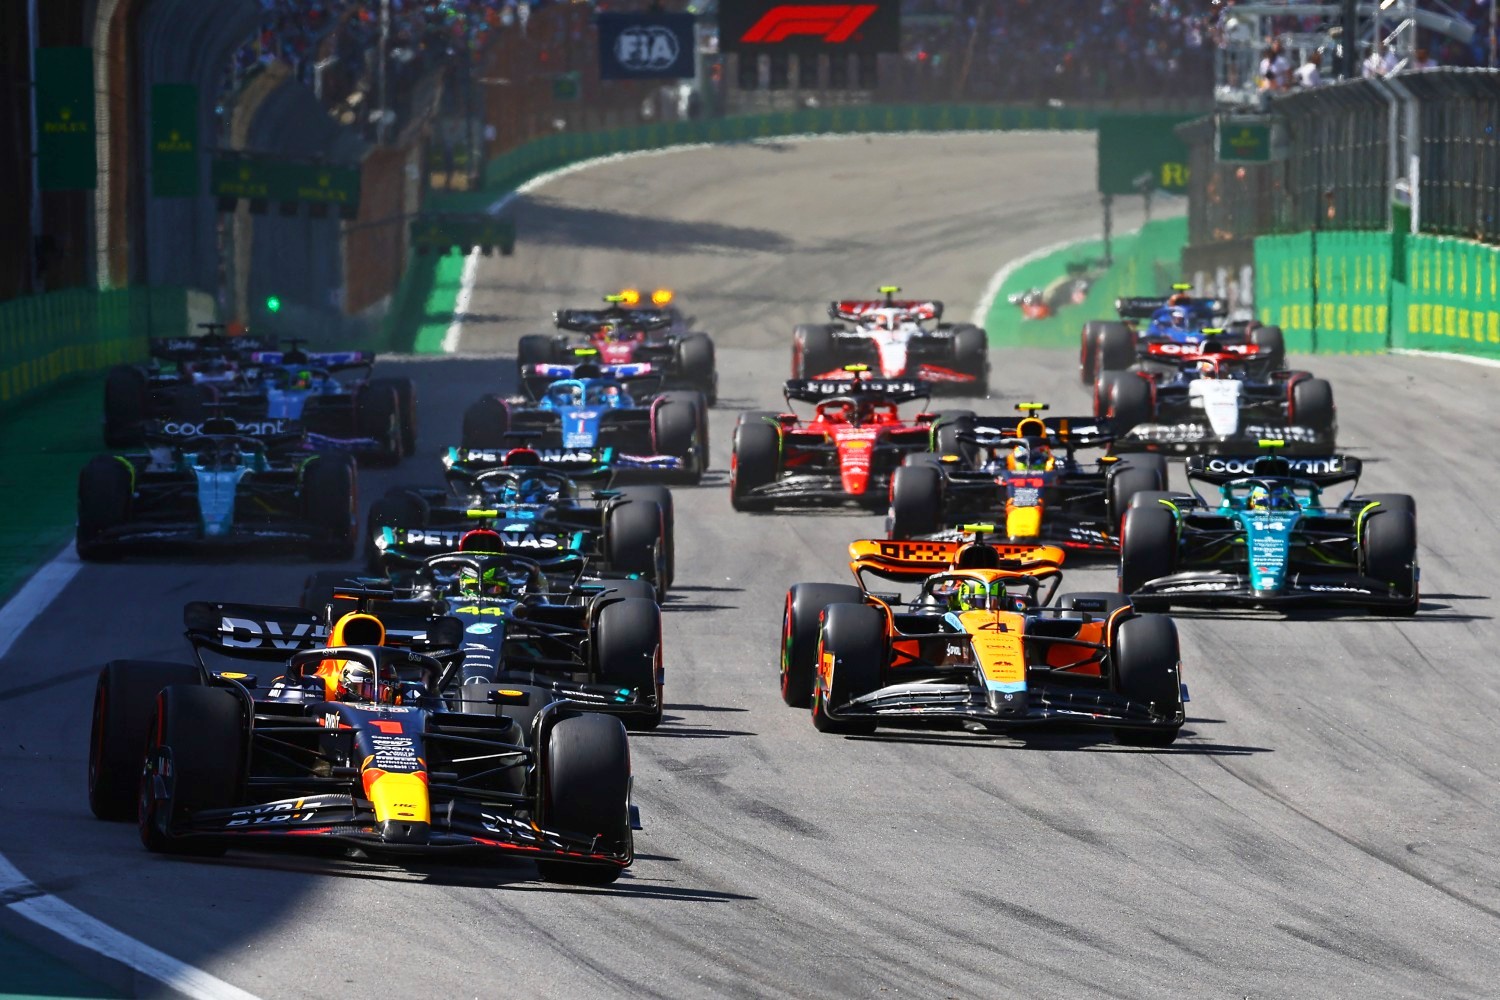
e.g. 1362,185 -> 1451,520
949,578 -> 1007,612
458,528 -> 503,553
1248,485 -> 1298,511
1008,441 -> 1052,472
291,368 -> 314,390
599,321 -> 629,342
1195,359 -> 1218,377
819,399 -> 856,424
500,475 -> 548,505
1167,292 -> 1192,306
457,565 -> 511,599
1170,307 -> 1190,330
335,660 -> 400,704
552,384 -> 584,406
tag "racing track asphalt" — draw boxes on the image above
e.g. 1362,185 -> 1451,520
2,132 -> 1498,999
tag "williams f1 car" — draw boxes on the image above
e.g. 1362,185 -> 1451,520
76,419 -> 357,561
1120,447 -> 1418,615
460,362 -> 707,484
1093,335 -> 1336,454
86,602 -> 637,883
516,289 -> 717,404
779,535 -> 1185,745
792,286 -> 988,392
1080,284 -> 1284,384
730,373 -> 938,510
887,403 -> 1166,552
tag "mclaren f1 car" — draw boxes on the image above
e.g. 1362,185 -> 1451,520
778,536 -> 1185,745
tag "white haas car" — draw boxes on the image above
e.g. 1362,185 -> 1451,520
791,286 -> 989,395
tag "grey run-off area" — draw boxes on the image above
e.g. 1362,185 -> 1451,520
1,133 -> 1497,999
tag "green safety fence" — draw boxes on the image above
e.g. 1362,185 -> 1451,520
1312,230 -> 1391,354
985,216 -> 1189,348
484,104 -> 1102,193
1395,234 -> 1500,358
1253,232 -> 1315,352
0,287 -> 187,408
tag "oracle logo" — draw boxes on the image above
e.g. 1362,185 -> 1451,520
741,4 -> 877,43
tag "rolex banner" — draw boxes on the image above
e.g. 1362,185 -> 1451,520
34,47 -> 97,191
152,84 -> 200,198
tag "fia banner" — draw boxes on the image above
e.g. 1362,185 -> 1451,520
598,12 -> 697,80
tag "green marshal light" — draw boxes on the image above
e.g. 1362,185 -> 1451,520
265,295 -> 282,314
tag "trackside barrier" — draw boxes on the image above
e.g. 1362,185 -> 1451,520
0,287 -> 191,408
1395,235 -> 1500,358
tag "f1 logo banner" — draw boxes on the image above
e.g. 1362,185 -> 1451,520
598,13 -> 697,80
720,0 -> 899,53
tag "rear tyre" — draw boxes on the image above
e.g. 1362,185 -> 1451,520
536,714 -> 632,885
888,465 -> 943,539
139,685 -> 245,855
77,456 -> 134,562
793,324 -> 837,378
811,603 -> 884,734
1120,503 -> 1177,596
780,583 -> 863,708
516,334 -> 555,376
651,392 -> 703,484
676,333 -> 717,406
605,499 -> 665,598
950,324 -> 988,391
89,661 -> 202,821
1106,373 -> 1153,435
1107,454 -> 1168,526
355,383 -> 403,464
1249,324 -> 1286,369
461,396 -> 511,450
372,377 -> 418,456
1079,321 -> 1109,385
1095,322 -> 1135,375
1092,371 -> 1124,421
730,413 -> 780,511
617,486 -> 675,588
1290,377 -> 1336,437
594,598 -> 663,730
103,366 -> 148,448
302,455 -> 358,560
1362,501 -> 1419,616
1111,615 -> 1183,746
932,409 -> 975,460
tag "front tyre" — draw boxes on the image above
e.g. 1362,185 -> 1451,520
780,583 -> 863,708
535,714 -> 632,885
1110,615 -> 1183,746
811,603 -> 884,735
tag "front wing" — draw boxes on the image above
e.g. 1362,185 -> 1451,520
1129,569 -> 1416,611
825,678 -> 1182,736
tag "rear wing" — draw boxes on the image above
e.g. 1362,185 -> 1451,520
554,307 -> 674,333
959,415 -> 1113,449
444,443 -> 614,473
148,333 -> 277,363
248,350 -> 374,371
1114,296 -> 1227,320
520,363 -> 663,400
829,299 -> 943,322
1184,454 -> 1362,487
143,416 -> 306,449
784,377 -> 929,404
184,600 -> 463,658
847,539 -> 1066,582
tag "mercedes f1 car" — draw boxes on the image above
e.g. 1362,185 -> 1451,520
363,460 -> 672,598
460,362 -> 707,484
730,373 -> 938,510
792,286 -> 989,393
1092,335 -> 1336,454
1120,447 -> 1418,615
778,535 -> 1185,745
886,403 -> 1166,553
1080,284 -> 1284,385
86,602 -> 637,883
75,419 -> 357,561
516,289 -> 717,404
303,543 -> 664,730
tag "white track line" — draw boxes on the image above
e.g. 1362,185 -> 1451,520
0,546 -> 81,660
0,855 -> 261,1000
1388,347 -> 1500,369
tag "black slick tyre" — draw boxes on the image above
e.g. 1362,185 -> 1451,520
536,714 -> 632,885
617,486 -> 675,587
731,412 -> 780,511
779,583 -> 862,708
302,455 -> 358,560
676,333 -> 716,405
1290,377 -> 1336,437
1094,322 -> 1135,374
810,603 -> 884,735
372,377 -> 418,456
1111,615 -> 1183,746
1119,503 -> 1177,596
932,410 -> 975,460
1106,373 -> 1153,435
651,392 -> 702,484
949,324 -> 988,391
888,465 -> 943,539
1079,321 -> 1108,385
1249,324 -> 1286,369
77,456 -> 133,561
594,597 -> 663,730
139,685 -> 245,855
516,335 -> 554,376
605,499 -> 665,597
1361,501 -> 1419,616
89,661 -> 202,821
793,324 -> 837,378
1107,454 -> 1168,526
356,383 -> 403,464
461,396 -> 511,450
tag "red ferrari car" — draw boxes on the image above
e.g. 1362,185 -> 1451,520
730,371 -> 942,510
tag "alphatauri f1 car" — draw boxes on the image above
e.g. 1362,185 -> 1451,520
1080,284 -> 1284,384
